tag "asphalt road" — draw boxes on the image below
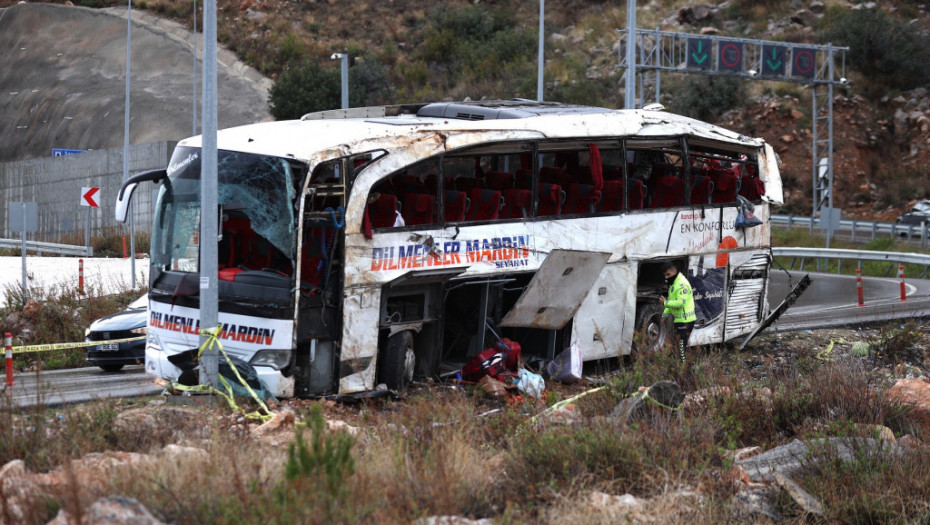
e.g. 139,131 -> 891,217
769,270 -> 930,330
2,365 -> 163,409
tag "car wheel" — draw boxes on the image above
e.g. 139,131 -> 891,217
99,364 -> 124,372
378,331 -> 415,393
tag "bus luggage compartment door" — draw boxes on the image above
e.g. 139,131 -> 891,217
499,249 -> 611,330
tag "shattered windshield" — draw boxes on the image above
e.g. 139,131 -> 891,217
151,147 -> 304,275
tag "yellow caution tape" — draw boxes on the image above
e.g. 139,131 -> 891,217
817,338 -> 849,361
10,336 -> 146,355
167,325 -> 273,423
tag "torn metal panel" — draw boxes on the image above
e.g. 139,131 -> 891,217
499,249 -> 611,330
339,285 -> 381,394
759,143 -> 784,205
572,263 -> 637,360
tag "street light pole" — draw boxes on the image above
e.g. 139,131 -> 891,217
537,0 -> 544,101
624,0 -> 637,109
124,0 -> 135,288
331,53 -> 349,109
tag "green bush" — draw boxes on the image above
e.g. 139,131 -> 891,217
821,8 -> 930,96
667,75 -> 747,123
268,61 -> 366,120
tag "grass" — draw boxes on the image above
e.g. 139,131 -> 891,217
772,224 -> 930,279
2,328 -> 929,522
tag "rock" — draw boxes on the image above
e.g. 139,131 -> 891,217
157,444 -> 209,463
774,472 -> 824,516
737,438 -> 899,482
809,1 -> 826,14
0,459 -> 44,523
537,403 -> 581,426
728,446 -> 762,461
47,496 -> 167,525
416,517 -> 493,525
21,299 -> 41,319
251,408 -> 296,437
790,9 -> 819,27
887,378 -> 930,433
325,419 -> 360,436
586,491 -> 647,521
730,486 -> 780,522
700,26 -> 719,35
853,423 -> 896,443
681,386 -> 731,413
610,381 -> 682,422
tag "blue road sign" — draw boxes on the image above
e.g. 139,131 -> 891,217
52,148 -> 87,157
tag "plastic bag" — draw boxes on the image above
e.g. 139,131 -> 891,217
516,368 -> 545,399
546,343 -> 583,384
735,195 -> 762,229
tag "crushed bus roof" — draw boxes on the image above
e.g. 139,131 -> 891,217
176,101 -> 764,162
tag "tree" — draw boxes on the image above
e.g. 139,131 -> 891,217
268,61 -> 365,120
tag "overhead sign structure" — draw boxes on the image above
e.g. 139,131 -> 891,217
762,45 -> 787,76
718,42 -> 743,72
686,38 -> 712,69
81,187 -> 101,208
792,48 -> 816,78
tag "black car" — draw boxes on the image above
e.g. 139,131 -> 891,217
897,200 -> 930,226
85,294 -> 147,371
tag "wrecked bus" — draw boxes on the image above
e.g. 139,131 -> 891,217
115,100 -> 785,398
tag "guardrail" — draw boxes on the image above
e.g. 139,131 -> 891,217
771,247 -> 930,278
772,214 -> 929,247
0,239 -> 93,257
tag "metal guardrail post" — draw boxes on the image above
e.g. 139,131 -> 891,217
850,220 -> 856,243
872,221 -> 877,240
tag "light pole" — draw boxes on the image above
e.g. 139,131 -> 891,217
624,0 -> 637,109
124,0 -> 135,288
331,53 -> 348,109
537,0 -> 544,101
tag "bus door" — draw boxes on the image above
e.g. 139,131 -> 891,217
499,249 -> 611,359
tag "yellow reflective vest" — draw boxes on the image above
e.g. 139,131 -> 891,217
663,272 -> 697,323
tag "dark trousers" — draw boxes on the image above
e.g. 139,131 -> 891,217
674,321 -> 695,362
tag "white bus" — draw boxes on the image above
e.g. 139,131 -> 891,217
117,100 -> 787,398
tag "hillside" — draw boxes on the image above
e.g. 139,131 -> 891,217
2,0 -> 930,220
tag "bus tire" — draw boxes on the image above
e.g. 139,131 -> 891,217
635,304 -> 666,354
378,331 -> 415,393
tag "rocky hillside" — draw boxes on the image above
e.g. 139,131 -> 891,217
2,0 -> 929,220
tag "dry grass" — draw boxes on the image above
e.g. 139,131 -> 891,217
2,323 -> 930,523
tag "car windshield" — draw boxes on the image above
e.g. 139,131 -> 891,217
912,201 -> 930,213
128,294 -> 148,309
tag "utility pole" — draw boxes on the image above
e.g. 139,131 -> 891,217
199,0 -> 219,387
624,0 -> 637,109
537,0 -> 544,101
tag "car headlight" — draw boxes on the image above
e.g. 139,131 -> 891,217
250,349 -> 293,370
130,326 -> 148,335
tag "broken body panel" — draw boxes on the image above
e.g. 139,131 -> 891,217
117,101 -> 785,397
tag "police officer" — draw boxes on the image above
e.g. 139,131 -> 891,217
659,261 -> 696,362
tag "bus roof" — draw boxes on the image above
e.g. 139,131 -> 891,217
176,101 -> 765,161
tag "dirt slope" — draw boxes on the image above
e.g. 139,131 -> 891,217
0,3 -> 271,163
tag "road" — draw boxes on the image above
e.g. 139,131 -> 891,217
4,269 -> 930,409
2,365 -> 163,409
769,270 -> 930,330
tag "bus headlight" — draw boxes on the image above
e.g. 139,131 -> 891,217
250,349 -> 292,370
130,326 -> 148,335
147,331 -> 163,352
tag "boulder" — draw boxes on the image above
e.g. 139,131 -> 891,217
47,496 -> 166,525
887,378 -> 930,433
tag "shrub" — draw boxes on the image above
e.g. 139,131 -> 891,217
821,8 -> 930,97
666,75 -> 747,123
268,61 -> 366,120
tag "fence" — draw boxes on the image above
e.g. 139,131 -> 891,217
772,214 -> 929,247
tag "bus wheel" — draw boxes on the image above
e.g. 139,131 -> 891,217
636,304 -> 666,354
378,331 -> 415,393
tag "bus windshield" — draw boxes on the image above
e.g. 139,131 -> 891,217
152,147 -> 303,277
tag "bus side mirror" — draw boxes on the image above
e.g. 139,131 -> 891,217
115,169 -> 166,223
